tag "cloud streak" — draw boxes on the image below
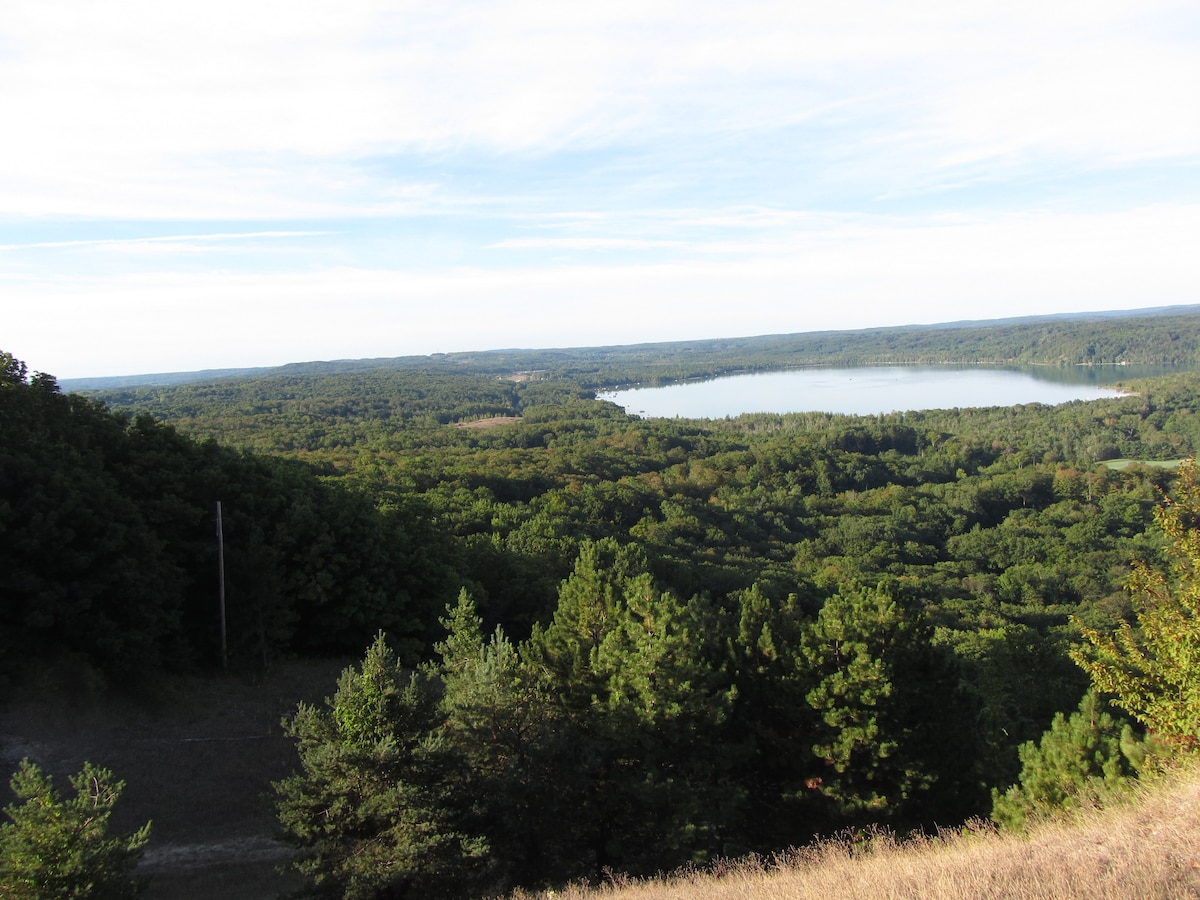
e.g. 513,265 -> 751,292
4,0 -> 1196,217
7,204 -> 1197,378
1,0 -> 1198,377
0,231 -> 334,252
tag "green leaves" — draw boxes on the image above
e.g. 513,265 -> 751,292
276,632 -> 483,899
0,351 -> 458,680
0,760 -> 150,900
519,542 -> 739,873
798,585 -> 905,814
1072,458 -> 1200,752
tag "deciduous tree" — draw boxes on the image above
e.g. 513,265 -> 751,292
1072,458 -> 1200,752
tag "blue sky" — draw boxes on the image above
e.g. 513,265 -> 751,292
2,0 -> 1199,378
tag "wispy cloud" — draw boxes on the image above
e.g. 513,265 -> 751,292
4,0 -> 1196,218
0,231 -> 334,252
7,204 -> 1197,378
489,237 -> 687,251
1,0 -> 1198,377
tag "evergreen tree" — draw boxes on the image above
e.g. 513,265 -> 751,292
796,583 -> 979,822
520,541 -> 739,875
722,584 -> 814,852
590,575 -> 738,867
524,539 -> 625,711
275,632 -> 483,899
797,584 -> 909,815
991,691 -> 1141,831
0,760 -> 150,900
434,590 -> 567,889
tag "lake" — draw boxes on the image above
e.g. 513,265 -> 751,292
597,366 -> 1140,418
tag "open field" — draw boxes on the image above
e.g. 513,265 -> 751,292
453,415 -> 523,429
1103,458 -> 1186,471
0,658 -> 350,900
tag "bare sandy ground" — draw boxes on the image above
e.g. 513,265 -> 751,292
1,658 -> 350,899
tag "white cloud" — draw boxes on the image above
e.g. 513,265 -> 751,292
935,35 -> 1200,168
0,231 -> 333,252
2,1 -> 1197,378
489,237 -> 686,250
7,204 -> 1196,379
3,0 -> 1196,218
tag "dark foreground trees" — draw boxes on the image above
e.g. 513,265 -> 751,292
0,760 -> 150,899
277,542 -> 979,897
277,451 -> 1200,893
275,634 -> 483,899
0,351 -> 458,684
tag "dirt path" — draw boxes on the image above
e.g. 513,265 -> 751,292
0,658 -> 349,899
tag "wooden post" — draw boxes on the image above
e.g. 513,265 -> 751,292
216,500 -> 227,669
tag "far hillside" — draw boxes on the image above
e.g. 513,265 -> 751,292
65,302 -> 1200,394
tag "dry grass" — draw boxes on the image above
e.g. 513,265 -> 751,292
6,664 -> 1200,900
512,772 -> 1200,900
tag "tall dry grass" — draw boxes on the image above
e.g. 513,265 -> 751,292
511,770 -> 1200,900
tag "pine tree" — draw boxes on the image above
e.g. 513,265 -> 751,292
722,584 -> 813,851
0,760 -> 150,900
991,691 -> 1140,831
275,632 -> 483,899
796,582 -> 978,822
521,541 -> 739,875
434,590 -> 564,889
591,575 -> 737,866
525,539 -> 624,711
798,584 -> 907,815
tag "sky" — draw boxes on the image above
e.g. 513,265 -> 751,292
2,1 -> 1199,379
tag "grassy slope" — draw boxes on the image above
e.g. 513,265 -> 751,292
6,664 -> 1199,899
511,770 -> 1200,900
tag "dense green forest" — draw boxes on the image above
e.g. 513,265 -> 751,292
7,309 -> 1200,896
0,352 -> 458,678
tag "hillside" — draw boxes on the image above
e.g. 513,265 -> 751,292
63,303 -> 1200,393
7,312 -> 1200,896
0,661 -> 349,900
5,666 -> 1196,900
507,771 -> 1200,900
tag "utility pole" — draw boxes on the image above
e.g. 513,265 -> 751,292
216,500 -> 227,669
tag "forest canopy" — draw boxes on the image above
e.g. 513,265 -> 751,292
7,308 -> 1200,893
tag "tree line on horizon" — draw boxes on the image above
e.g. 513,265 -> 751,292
67,304 -> 1200,396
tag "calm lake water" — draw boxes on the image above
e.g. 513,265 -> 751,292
598,366 -> 1141,419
